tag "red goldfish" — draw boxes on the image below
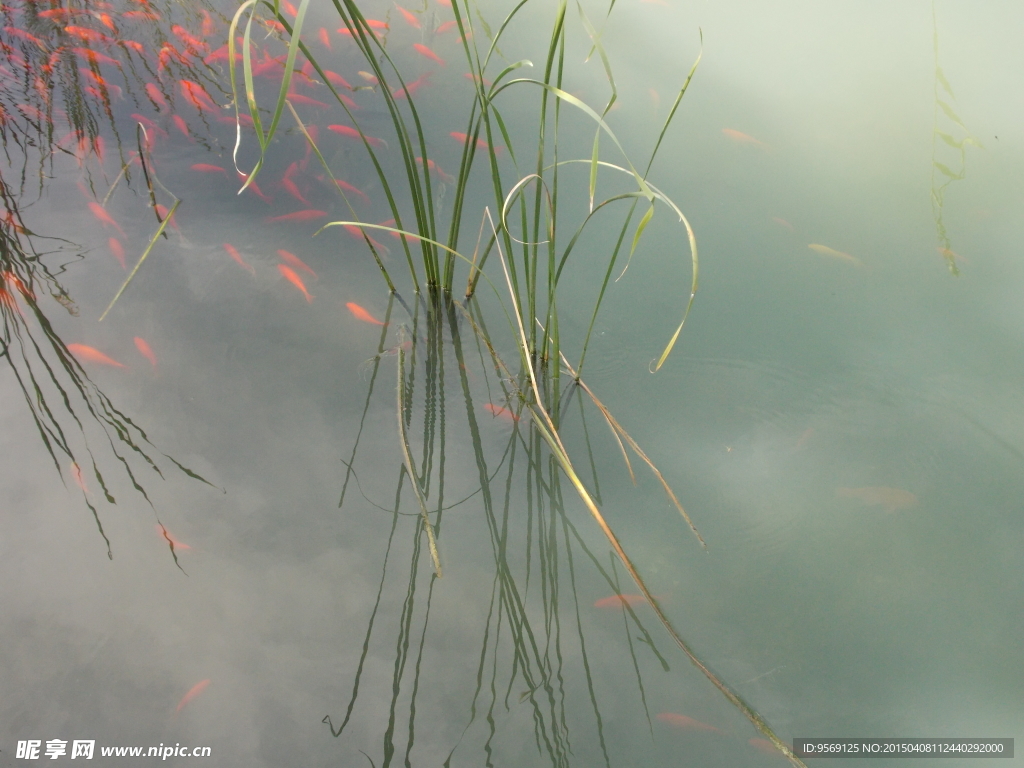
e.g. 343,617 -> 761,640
108,238 -> 126,269
222,243 -> 254,274
191,163 -> 227,175
336,179 -> 370,204
70,461 -> 89,494
323,70 -> 352,90
72,48 -> 121,68
721,128 -> 765,147
392,73 -> 431,99
144,82 -> 167,109
277,249 -> 317,279
68,343 -> 125,368
412,43 -> 445,66
287,92 -> 330,109
749,738 -> 783,756
172,114 -> 190,138
278,264 -> 312,302
88,202 -> 125,237
482,403 -> 519,422
280,162 -> 310,205
134,336 -> 157,368
328,124 -> 386,148
593,594 -> 646,609
450,131 -> 501,154
179,80 -> 217,112
175,679 -> 210,713
436,20 -> 459,33
346,302 -> 385,325
395,5 -> 420,28
155,204 -> 180,232
265,209 -> 327,223
655,713 -> 723,733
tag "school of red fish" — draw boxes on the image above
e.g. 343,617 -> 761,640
0,0 -> 499,385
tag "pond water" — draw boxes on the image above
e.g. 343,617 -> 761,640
2,0 -> 1021,766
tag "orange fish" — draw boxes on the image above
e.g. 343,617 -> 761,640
655,713 -> 723,733
807,243 -> 861,267
222,243 -> 254,274
436,20 -> 459,33
68,343 -> 125,368
172,25 -> 209,54
464,72 -> 492,87
722,128 -> 765,147
107,238 -> 126,269
346,302 -> 385,325
278,264 -> 313,302
593,594 -> 646,609
282,0 -> 298,15
364,19 -> 390,29
176,679 -> 210,713
265,209 -> 327,223
70,461 -> 89,494
237,171 -> 272,203
318,27 -> 331,49
342,225 -> 390,254
191,163 -> 227,175
482,403 -> 519,422
72,48 -> 121,68
88,202 -> 126,237
144,82 -> 167,109
65,26 -> 113,44
134,336 -> 157,368
323,70 -> 352,90
172,114 -> 190,138
121,39 -> 146,55
392,73 -> 431,99
156,524 -> 190,550
277,249 -> 317,279
328,124 -> 386,148
772,216 -> 794,231
749,738 -> 783,756
155,204 -> 180,232
450,131 -> 501,154
280,162 -> 310,204
330,178 -> 370,205
416,156 -> 455,184
180,80 -> 217,112
201,9 -> 215,37
287,92 -> 331,109
395,4 -> 420,28
412,43 -> 445,66
131,113 -> 167,140
836,487 -> 917,513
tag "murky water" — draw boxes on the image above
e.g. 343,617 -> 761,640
2,0 -> 1021,766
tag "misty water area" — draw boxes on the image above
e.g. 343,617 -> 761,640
1,0 -> 1021,766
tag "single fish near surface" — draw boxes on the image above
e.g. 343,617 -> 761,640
655,713 -> 724,734
280,162 -> 310,205
156,524 -> 191,550
134,336 -> 157,369
346,302 -> 385,325
593,593 -> 646,609
721,127 -> 766,147
88,202 -> 125,237
277,264 -> 313,302
749,738 -> 784,757
107,238 -> 126,269
222,243 -> 254,274
172,114 -> 190,138
277,249 -> 317,279
176,679 -> 210,713
808,243 -> 862,267
837,486 -> 917,513
327,124 -> 386,148
144,81 -> 168,110
318,27 -> 331,49
449,131 -> 502,154
191,163 -> 227,176
67,343 -> 125,368
482,403 -> 519,422
70,462 -> 88,494
395,4 -> 420,28
412,43 -> 445,66
265,209 -> 327,223
329,178 -> 370,205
